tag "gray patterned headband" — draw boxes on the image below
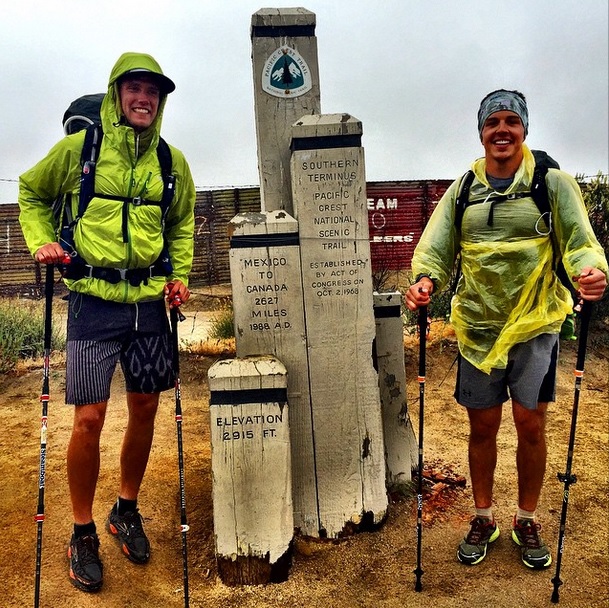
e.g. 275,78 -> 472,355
477,90 -> 529,137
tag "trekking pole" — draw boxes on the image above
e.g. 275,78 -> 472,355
414,305 -> 428,592
169,293 -> 190,608
34,263 -> 55,608
551,300 -> 592,604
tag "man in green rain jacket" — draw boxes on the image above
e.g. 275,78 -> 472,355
19,52 -> 195,592
405,89 -> 607,571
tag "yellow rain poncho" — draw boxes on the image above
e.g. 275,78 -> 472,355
412,145 -> 608,374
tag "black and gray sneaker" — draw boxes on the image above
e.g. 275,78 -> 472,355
457,516 -> 500,565
68,533 -> 103,592
106,504 -> 150,564
512,517 -> 552,569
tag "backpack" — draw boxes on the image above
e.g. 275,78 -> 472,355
62,93 -> 105,135
57,94 -> 176,286
453,149 -> 579,338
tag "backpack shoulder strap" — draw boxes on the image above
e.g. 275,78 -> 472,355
529,149 -> 558,218
78,123 -> 103,218
81,122 -> 102,164
156,137 -> 175,215
454,170 -> 475,231
529,151 -> 577,298
157,136 -> 172,173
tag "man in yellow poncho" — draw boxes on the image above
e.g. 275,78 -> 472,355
405,89 -> 607,570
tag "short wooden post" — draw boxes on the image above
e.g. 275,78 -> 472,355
208,356 -> 293,585
374,291 -> 417,488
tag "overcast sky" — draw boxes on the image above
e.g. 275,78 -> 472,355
1,0 -> 607,202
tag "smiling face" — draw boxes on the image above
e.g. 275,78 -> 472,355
481,110 -> 526,177
119,75 -> 161,132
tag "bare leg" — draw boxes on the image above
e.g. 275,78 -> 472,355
67,402 -> 108,524
467,405 -> 503,509
118,392 -> 160,501
513,400 -> 548,512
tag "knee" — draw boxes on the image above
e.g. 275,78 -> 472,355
468,407 -> 502,443
128,392 -> 160,422
470,423 -> 499,445
517,419 -> 546,445
73,403 -> 106,435
514,405 -> 546,445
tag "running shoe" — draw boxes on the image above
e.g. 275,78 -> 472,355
68,533 -> 103,592
106,504 -> 150,564
457,516 -> 500,565
512,517 -> 552,569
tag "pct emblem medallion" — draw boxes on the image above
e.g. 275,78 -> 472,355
262,47 -> 312,98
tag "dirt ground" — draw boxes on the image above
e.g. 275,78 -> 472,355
1,303 -> 607,608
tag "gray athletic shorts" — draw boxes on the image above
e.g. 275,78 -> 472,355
454,333 -> 559,410
65,293 -> 174,405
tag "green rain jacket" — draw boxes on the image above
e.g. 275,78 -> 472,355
412,145 -> 608,374
18,52 -> 195,303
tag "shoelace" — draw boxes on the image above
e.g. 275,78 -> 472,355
466,517 -> 494,544
515,520 -> 543,548
74,535 -> 101,566
120,510 -> 146,537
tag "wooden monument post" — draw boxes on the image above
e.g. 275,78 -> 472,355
251,7 -> 321,214
228,210 -> 319,533
209,14 -> 418,581
208,356 -> 293,585
290,113 -> 388,537
374,291 -> 417,487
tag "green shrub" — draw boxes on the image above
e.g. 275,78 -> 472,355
0,299 -> 65,374
208,306 -> 235,340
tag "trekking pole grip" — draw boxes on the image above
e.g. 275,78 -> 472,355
575,300 -> 592,372
417,306 -> 427,379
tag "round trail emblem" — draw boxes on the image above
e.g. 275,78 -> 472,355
262,47 -> 312,98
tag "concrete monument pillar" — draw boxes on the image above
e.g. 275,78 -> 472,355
251,8 -> 321,215
290,113 -> 388,537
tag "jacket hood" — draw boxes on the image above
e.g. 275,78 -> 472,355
108,52 -> 175,94
101,52 -> 174,151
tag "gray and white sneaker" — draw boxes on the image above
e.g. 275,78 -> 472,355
457,516 -> 500,565
512,517 -> 552,569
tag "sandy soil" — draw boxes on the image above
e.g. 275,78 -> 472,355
1,312 -> 607,608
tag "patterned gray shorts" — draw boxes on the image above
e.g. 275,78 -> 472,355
65,293 -> 174,405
